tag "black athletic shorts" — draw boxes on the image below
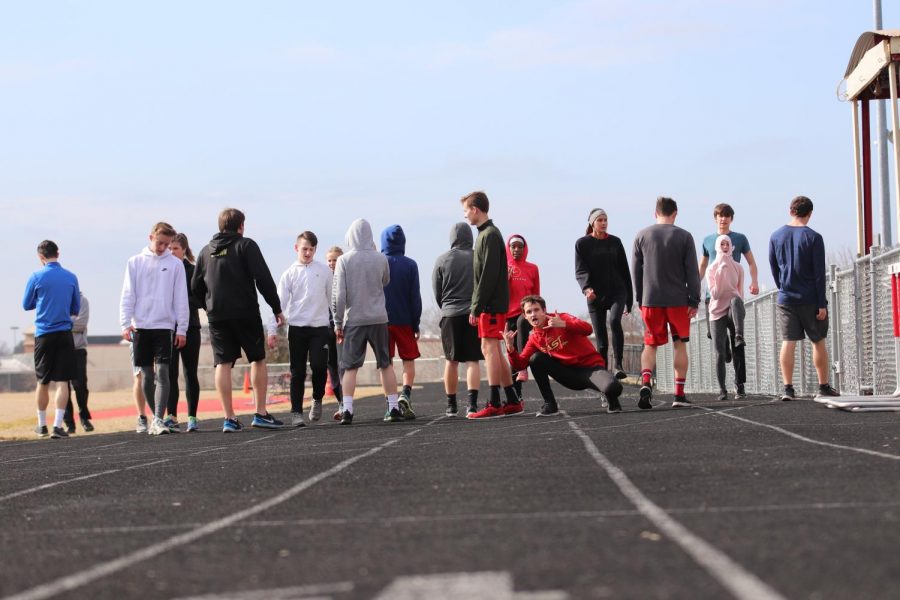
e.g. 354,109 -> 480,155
33,331 -> 77,384
440,315 -> 484,363
208,317 -> 266,366
132,329 -> 174,367
777,303 -> 829,343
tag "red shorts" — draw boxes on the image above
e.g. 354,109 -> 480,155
388,325 -> 421,360
477,313 -> 505,339
641,306 -> 691,346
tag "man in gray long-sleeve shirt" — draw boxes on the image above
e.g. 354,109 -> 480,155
632,197 -> 701,409
433,222 -> 483,416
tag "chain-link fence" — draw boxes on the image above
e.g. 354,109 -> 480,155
656,246 -> 900,397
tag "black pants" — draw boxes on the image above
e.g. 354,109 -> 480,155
326,328 -> 343,398
64,349 -> 90,426
289,325 -> 330,412
704,299 -> 746,385
167,327 -> 201,418
589,295 -> 626,369
528,351 -> 622,405
505,315 -> 532,372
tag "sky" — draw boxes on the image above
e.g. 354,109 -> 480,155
3,0 -> 899,344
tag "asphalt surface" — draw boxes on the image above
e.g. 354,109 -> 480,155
1,382 -> 898,600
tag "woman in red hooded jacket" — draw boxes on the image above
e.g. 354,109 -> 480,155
506,234 -> 540,395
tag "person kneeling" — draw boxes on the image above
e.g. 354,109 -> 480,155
505,295 -> 623,416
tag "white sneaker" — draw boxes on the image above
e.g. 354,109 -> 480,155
308,399 -> 322,422
148,417 -> 170,436
135,415 -> 148,434
291,412 -> 306,428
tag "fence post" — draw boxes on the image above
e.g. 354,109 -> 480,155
829,264 -> 842,392
753,300 -> 761,394
853,259 -> 865,395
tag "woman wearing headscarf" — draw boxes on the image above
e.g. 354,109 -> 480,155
707,234 -> 747,401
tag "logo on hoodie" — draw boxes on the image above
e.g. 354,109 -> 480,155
212,248 -> 228,258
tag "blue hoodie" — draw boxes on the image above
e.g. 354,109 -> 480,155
381,225 -> 422,331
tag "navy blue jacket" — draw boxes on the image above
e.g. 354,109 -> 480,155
381,225 -> 422,331
769,224 -> 827,308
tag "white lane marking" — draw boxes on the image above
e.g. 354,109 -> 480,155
700,407 -> 900,461
1,417 -> 442,600
373,571 -> 567,600
567,419 -> 787,600
0,441 -> 131,465
170,581 -> 354,599
239,433 -> 278,444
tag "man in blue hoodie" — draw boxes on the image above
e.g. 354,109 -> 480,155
381,224 -> 422,420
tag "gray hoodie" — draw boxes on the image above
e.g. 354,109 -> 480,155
432,222 -> 475,318
331,218 -> 390,329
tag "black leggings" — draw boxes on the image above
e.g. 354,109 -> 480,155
505,314 -> 532,372
289,325 -> 330,412
327,328 -> 343,398
64,349 -> 90,425
589,296 -> 626,369
528,351 -> 622,404
167,327 -> 201,418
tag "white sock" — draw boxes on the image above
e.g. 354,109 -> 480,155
37,410 -> 46,427
387,394 -> 399,410
54,409 -> 66,428
343,396 -> 353,414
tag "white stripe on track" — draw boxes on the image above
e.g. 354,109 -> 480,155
1,418 -> 440,600
701,407 -> 900,461
0,441 -> 131,465
567,419 -> 787,600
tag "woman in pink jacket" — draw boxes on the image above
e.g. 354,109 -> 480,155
707,234 -> 747,401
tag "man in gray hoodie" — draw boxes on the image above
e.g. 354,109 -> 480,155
433,222 -> 483,417
331,218 -> 401,424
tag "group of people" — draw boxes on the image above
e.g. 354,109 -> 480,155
22,191 -> 838,438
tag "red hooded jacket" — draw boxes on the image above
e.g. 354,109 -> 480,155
506,233 -> 541,318
507,312 -> 605,371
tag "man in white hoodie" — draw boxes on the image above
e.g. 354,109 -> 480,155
120,222 -> 189,436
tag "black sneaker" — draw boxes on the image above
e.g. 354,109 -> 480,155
446,398 -> 458,417
80,418 -> 94,432
536,402 -> 559,416
717,390 -> 728,402
607,395 -> 622,413
781,386 -> 796,401
50,426 -> 69,439
466,402 -> 478,417
340,410 -> 353,425
818,385 -> 840,397
65,423 -> 76,434
383,407 -> 404,423
671,395 -> 693,408
735,384 -> 746,399
638,385 -> 653,410
251,413 -> 284,429
614,369 -> 627,380
35,425 -> 48,438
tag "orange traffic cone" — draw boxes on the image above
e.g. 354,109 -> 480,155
243,371 -> 251,394
325,372 -> 334,397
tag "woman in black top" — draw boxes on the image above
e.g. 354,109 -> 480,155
167,233 -> 203,431
575,208 -> 633,379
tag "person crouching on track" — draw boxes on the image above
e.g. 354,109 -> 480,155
505,295 -> 623,416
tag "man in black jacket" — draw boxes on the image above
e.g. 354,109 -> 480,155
192,208 -> 286,432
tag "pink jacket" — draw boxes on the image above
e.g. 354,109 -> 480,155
707,234 -> 744,320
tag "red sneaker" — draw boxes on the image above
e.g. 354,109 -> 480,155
502,402 -> 525,416
466,404 -> 505,420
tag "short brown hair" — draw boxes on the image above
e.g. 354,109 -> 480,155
790,196 -> 813,218
218,208 -> 245,233
520,294 -> 546,311
460,190 -> 490,213
150,222 -> 176,237
297,231 -> 318,247
713,203 -> 734,218
327,246 -> 343,256
37,240 -> 59,258
656,196 -> 677,216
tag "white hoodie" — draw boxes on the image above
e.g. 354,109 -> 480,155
268,259 -> 333,333
120,246 -> 190,335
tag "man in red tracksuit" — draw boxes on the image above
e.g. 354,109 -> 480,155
505,294 -> 623,416
505,234 -> 540,396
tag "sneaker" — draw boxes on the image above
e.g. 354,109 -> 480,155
446,398 -> 458,417
607,395 -> 623,413
186,416 -> 200,432
735,384 -> 746,399
717,390 -> 728,402
148,418 -> 170,436
466,404 -> 505,419
599,393 -> 609,408
516,370 -> 528,382
35,425 -> 49,438
65,423 -> 76,434
333,402 -> 344,421
309,399 -> 323,422
614,369 -> 627,380
222,418 -> 243,433
398,394 -> 416,420
383,407 -> 404,422
536,402 -> 559,416
502,401 -> 525,416
340,410 -> 353,425
80,418 -> 94,432
672,395 -> 693,408
734,334 -> 745,347
50,426 -> 69,439
164,415 -> 180,432
466,402 -> 478,417
291,412 -> 307,428
818,385 -> 840,397
251,413 -> 284,429
135,415 -> 149,434
638,385 -> 653,410
781,386 -> 796,401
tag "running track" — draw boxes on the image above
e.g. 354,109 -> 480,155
1,382 -> 898,599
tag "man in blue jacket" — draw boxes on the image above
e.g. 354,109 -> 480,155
22,240 -> 81,439
381,224 -> 422,419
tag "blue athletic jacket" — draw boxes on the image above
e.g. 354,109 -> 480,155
381,225 -> 422,331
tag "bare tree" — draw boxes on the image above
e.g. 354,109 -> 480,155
419,305 -> 442,338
